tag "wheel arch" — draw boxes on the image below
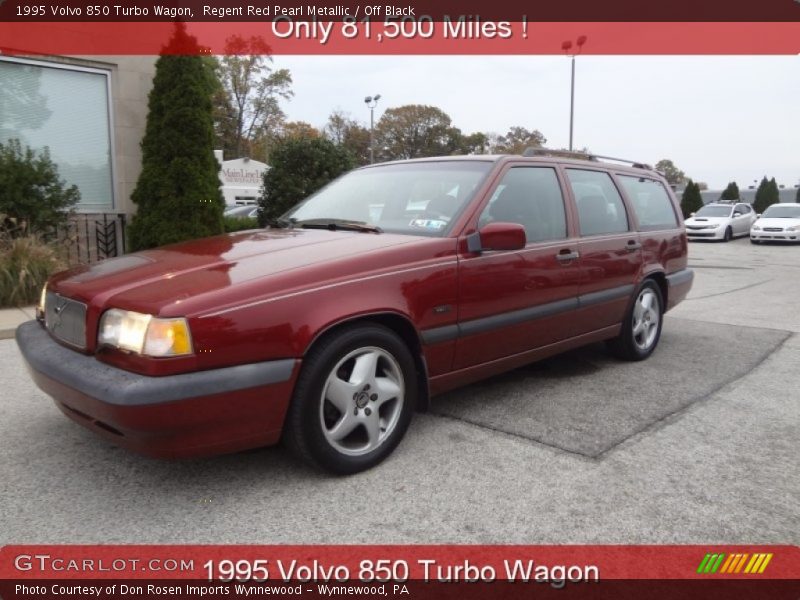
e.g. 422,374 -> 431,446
304,311 -> 431,412
644,271 -> 668,310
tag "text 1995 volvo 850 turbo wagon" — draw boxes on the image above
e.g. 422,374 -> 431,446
17,149 -> 693,474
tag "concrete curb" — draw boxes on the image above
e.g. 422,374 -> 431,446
0,306 -> 36,341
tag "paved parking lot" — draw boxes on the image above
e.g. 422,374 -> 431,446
1,237 -> 798,544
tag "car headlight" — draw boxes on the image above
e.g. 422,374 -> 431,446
37,283 -> 47,318
751,225 -> 761,231
98,309 -> 193,357
786,226 -> 799,232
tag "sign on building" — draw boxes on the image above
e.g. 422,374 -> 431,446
215,150 -> 269,207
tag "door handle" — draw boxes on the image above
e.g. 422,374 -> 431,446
556,250 -> 580,262
625,240 -> 642,252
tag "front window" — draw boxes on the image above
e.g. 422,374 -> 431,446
286,161 -> 492,236
694,205 -> 733,218
478,167 -> 567,243
762,205 -> 800,219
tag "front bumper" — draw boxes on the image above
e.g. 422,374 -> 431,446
686,228 -> 724,240
16,320 -> 300,458
751,231 -> 799,242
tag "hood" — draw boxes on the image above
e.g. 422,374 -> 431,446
685,216 -> 730,225
50,228 -> 427,316
754,217 -> 800,229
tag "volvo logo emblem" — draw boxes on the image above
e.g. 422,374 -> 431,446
54,298 -> 68,314
51,297 -> 68,330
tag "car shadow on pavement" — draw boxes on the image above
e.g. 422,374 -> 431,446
431,317 -> 788,458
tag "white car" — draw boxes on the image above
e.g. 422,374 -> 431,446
684,202 -> 757,241
750,203 -> 800,244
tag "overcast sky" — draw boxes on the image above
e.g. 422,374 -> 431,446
272,55 -> 799,190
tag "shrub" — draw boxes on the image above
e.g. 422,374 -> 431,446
0,231 -> 67,307
223,215 -> 259,233
0,139 -> 79,235
258,136 -> 353,225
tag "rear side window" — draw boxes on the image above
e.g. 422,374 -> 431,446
479,167 -> 567,243
618,176 -> 679,230
566,169 -> 629,236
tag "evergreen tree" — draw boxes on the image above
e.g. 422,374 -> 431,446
719,181 -> 740,201
257,137 -> 353,225
680,180 -> 703,218
753,176 -> 772,214
128,24 -> 224,251
766,178 -> 780,208
796,186 -> 800,202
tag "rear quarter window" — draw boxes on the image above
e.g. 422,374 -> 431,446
617,175 -> 679,230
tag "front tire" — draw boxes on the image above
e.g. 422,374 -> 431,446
607,280 -> 664,361
723,226 -> 732,242
283,324 -> 417,474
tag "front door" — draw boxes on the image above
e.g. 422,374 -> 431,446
454,165 -> 581,369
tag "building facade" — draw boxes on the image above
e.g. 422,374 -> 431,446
1,54 -> 156,262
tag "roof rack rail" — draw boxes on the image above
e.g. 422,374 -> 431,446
521,147 -> 653,170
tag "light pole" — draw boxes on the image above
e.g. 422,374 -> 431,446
364,94 -> 381,164
562,36 -> 587,152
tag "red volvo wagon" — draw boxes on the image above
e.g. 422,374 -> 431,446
17,150 -> 693,473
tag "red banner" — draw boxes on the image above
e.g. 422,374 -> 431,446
2,0 -> 799,22
1,544 -> 799,599
1,21 -> 800,55
0,544 -> 795,580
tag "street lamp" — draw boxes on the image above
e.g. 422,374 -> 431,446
562,35 -> 587,152
364,94 -> 381,164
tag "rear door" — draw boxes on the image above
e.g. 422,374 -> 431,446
454,164 -> 581,369
564,168 -> 642,335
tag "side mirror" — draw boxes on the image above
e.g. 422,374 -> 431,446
689,212 -> 696,217
467,222 -> 526,252
756,214 -> 761,218
733,212 -> 742,217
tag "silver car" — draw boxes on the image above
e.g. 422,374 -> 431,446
684,202 -> 757,241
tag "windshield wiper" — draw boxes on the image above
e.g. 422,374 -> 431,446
296,219 -> 383,233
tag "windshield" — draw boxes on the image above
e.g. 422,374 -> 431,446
695,205 -> 732,218
762,205 -> 800,219
286,161 -> 492,236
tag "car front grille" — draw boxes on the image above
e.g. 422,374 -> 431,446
763,227 -> 783,232
44,291 -> 87,349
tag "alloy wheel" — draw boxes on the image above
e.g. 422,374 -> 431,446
319,347 -> 405,456
632,289 -> 660,351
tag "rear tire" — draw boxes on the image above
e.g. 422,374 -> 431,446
607,280 -> 664,361
283,324 -> 417,475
